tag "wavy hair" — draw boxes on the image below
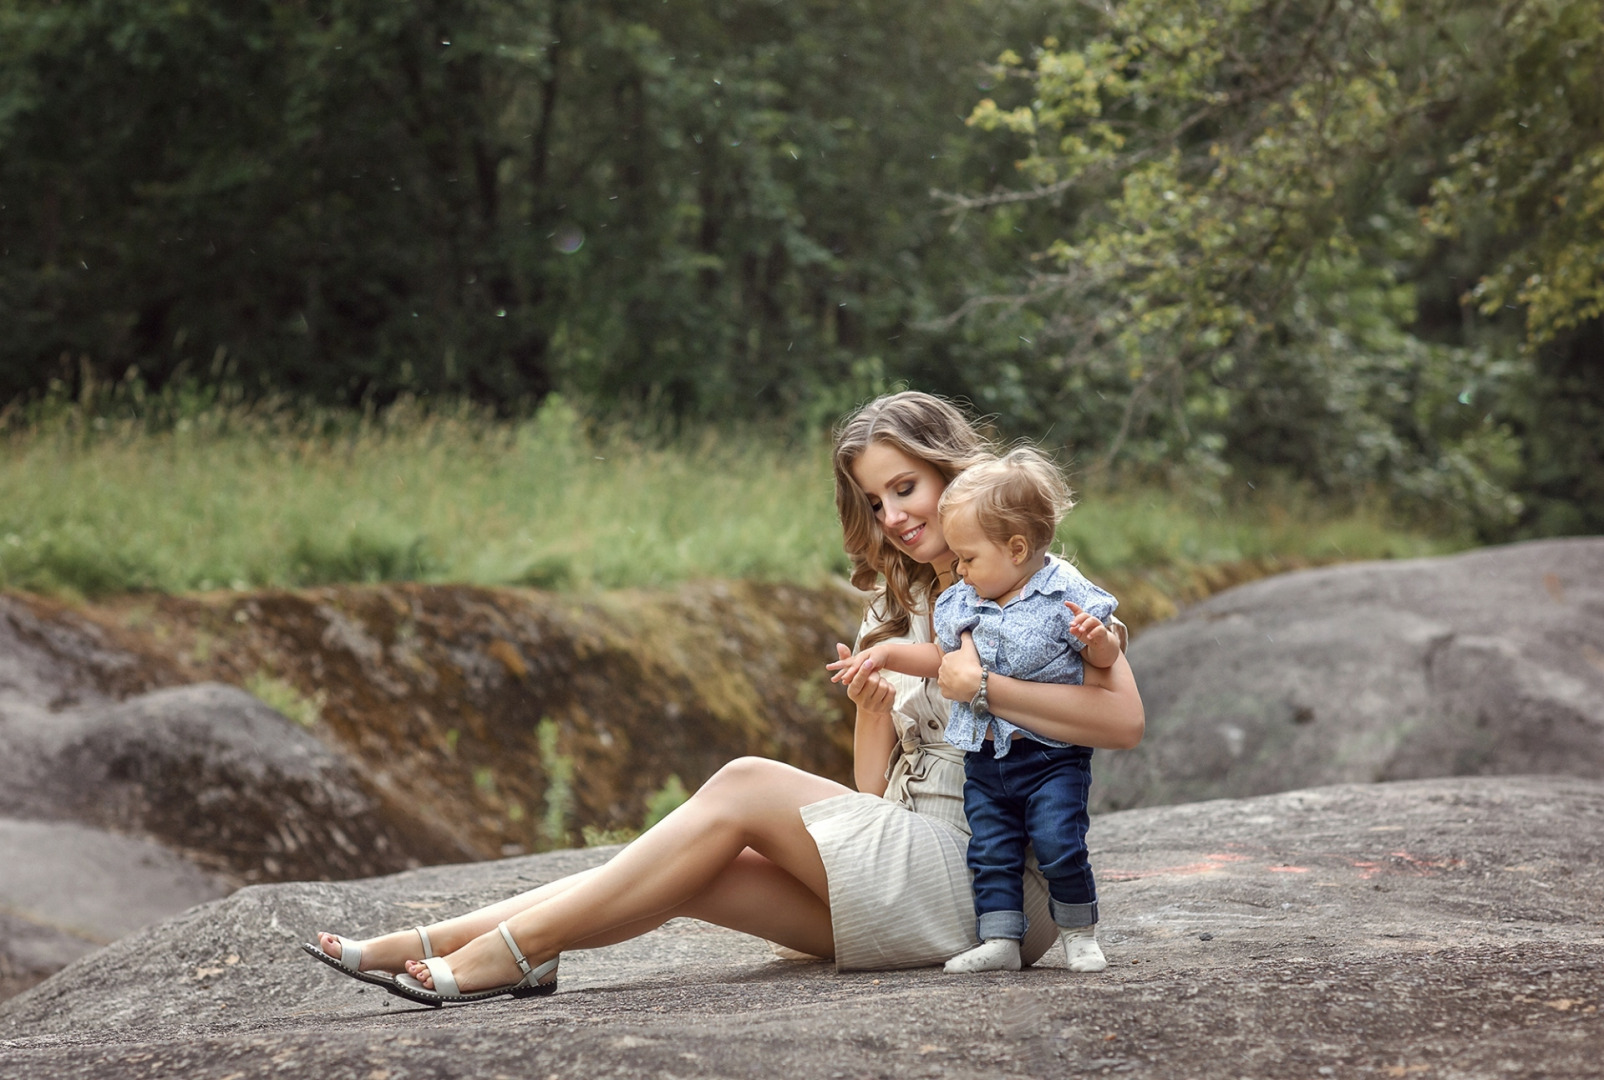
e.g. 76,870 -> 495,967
938,446 -> 1073,555
832,392 -> 996,645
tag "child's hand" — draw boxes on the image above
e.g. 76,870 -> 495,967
1066,601 -> 1121,669
826,643 -> 884,685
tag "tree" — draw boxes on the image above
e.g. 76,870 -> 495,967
950,0 -> 1602,531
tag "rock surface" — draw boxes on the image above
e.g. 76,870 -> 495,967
0,683 -> 469,883
0,674 -> 469,1001
2,776 -> 1600,1078
0,819 -> 227,1001
1098,537 -> 1604,812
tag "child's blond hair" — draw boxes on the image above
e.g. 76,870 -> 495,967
937,447 -> 1072,554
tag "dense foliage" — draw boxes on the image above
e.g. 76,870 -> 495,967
0,0 -> 1034,418
2,0 -> 1599,534
956,0 -> 1603,532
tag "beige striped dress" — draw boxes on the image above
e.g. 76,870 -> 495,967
799,596 -> 1058,970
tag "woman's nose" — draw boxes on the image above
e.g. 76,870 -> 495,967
881,501 -> 907,527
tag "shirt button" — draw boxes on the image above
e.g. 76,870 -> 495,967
928,720 -> 939,730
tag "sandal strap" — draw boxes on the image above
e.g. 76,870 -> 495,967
497,922 -> 533,978
335,936 -> 362,973
420,956 -> 459,996
415,925 -> 434,959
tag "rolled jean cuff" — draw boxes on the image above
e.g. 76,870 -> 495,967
1049,898 -> 1098,928
976,909 -> 1027,942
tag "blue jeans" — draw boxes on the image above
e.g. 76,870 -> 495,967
963,739 -> 1098,942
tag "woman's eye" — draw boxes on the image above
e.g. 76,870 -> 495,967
896,484 -> 914,497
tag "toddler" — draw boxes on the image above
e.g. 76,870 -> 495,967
829,447 -> 1120,974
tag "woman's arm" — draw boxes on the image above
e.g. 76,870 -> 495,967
936,634 -> 1145,751
835,643 -> 898,795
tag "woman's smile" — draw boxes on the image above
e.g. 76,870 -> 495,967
850,441 -> 951,566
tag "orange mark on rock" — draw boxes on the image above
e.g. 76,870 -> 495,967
1543,572 -> 1565,603
1103,852 -> 1252,881
1383,1066 -> 1431,1078
1267,866 -> 1310,873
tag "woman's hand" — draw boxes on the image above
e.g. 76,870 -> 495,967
836,643 -> 894,716
982,652 -> 1145,750
936,632 -> 984,704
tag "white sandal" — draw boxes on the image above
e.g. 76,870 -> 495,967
301,925 -> 436,988
388,922 -> 558,1007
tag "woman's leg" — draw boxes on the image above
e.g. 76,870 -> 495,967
557,846 -> 835,956
404,757 -> 850,991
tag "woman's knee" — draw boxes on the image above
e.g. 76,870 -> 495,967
695,757 -> 815,828
702,755 -> 785,793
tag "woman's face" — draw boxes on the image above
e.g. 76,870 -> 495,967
849,440 -> 953,568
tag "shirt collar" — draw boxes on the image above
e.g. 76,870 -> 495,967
1016,555 -> 1070,602
972,554 -> 1065,609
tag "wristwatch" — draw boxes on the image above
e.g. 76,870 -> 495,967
970,665 -> 990,715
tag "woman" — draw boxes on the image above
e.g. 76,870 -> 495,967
303,391 -> 1144,1004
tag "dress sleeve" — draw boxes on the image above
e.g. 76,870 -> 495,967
857,588 -> 948,742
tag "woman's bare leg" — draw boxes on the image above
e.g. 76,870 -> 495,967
555,847 -> 834,957
404,757 -> 849,991
317,855 -> 821,970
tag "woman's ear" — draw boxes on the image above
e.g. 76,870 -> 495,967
1008,535 -> 1030,564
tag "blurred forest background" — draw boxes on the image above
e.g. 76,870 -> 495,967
1,0 -> 1599,598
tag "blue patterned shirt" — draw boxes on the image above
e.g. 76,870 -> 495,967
934,555 -> 1118,758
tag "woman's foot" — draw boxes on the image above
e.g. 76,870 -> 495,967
403,927 -> 556,994
314,925 -> 434,976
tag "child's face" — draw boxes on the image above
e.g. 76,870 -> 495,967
942,506 -> 1037,603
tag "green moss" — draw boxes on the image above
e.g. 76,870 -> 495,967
537,718 -> 575,849
244,671 -> 324,728
642,775 -> 690,831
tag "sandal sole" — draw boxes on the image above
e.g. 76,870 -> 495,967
387,974 -> 558,1007
301,941 -> 400,989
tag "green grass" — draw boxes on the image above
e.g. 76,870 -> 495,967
0,395 -> 845,596
0,393 -> 1467,600
1059,479 -> 1449,574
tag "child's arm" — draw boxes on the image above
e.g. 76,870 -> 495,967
827,640 -> 943,684
938,632 -> 1144,750
1065,601 -> 1122,669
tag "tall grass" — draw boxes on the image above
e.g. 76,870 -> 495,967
0,394 -> 843,596
0,390 -> 1466,600
1059,479 -> 1444,574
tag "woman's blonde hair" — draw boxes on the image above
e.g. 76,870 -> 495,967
938,447 -> 1073,555
832,392 -> 996,645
